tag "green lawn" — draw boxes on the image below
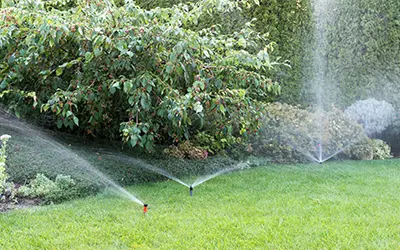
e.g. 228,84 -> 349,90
1,159 -> 400,249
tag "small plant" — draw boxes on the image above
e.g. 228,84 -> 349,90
345,99 -> 395,137
0,134 -> 11,195
371,139 -> 392,160
18,173 -> 76,203
343,139 -> 374,160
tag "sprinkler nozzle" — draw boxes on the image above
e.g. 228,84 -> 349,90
319,161 -> 322,164
189,186 -> 193,196
143,204 -> 148,214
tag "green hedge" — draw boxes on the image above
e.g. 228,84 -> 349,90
325,0 -> 400,109
133,0 -> 399,110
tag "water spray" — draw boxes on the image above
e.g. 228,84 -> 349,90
189,186 -> 193,196
143,204 -> 148,214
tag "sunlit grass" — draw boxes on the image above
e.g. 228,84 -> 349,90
1,159 -> 400,249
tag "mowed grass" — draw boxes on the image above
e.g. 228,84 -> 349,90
1,159 -> 400,249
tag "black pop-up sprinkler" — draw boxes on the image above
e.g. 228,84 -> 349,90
189,186 -> 193,196
143,204 -> 148,214
319,161 -> 322,164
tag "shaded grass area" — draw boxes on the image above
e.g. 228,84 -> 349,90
1,159 -> 400,249
0,123 -> 237,186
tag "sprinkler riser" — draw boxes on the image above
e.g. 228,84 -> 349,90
189,186 -> 193,196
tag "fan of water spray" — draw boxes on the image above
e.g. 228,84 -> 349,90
0,110 -> 145,208
108,154 -> 243,196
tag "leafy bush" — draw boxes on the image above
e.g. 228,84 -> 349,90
254,102 -> 366,163
342,138 -> 392,160
252,103 -> 311,162
343,139 -> 374,161
0,0 -> 282,154
344,99 -> 395,137
371,139 -> 392,160
18,173 -> 77,203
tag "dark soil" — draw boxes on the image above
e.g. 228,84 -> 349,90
0,198 -> 42,213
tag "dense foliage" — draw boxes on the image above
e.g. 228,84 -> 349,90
0,0 -> 284,152
135,0 -> 313,105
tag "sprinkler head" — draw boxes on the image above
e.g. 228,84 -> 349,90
189,186 -> 193,196
319,161 -> 322,164
143,204 -> 148,214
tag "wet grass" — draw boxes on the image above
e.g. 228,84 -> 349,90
1,159 -> 400,249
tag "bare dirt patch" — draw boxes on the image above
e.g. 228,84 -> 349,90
0,198 -> 42,213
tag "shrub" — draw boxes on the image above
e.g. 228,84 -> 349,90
18,173 -> 77,203
0,0 -> 282,154
343,139 -> 374,161
345,99 -> 395,137
255,102 -> 366,163
342,138 -> 392,160
371,139 -> 392,160
252,102 -> 312,162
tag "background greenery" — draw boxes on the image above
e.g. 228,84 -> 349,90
133,0 -> 400,150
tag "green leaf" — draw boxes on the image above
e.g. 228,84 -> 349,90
94,48 -> 102,57
111,82 -> 120,89
128,96 -> 135,106
66,111 -> 73,117
175,43 -> 183,54
56,68 -> 63,76
146,84 -> 152,93
129,136 -> 138,147
0,80 -> 7,89
141,96 -> 149,110
78,26 -> 84,36
144,140 -> 153,151
124,82 -> 133,93
73,116 -> 79,126
85,52 -> 94,62
94,112 -> 101,120
219,104 -> 226,114
57,119 -> 63,128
